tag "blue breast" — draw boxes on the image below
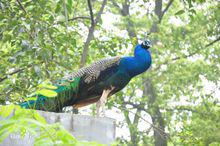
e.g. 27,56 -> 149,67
119,45 -> 152,77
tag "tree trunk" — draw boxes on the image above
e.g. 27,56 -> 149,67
80,0 -> 107,67
113,0 -> 172,145
114,1 -> 139,145
145,0 -> 172,145
123,109 -> 140,146
144,79 -> 167,146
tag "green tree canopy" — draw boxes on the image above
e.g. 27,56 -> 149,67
0,0 -> 219,145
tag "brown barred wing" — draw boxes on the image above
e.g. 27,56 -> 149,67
63,57 -> 121,84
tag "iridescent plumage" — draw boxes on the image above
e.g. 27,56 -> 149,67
20,41 -> 152,115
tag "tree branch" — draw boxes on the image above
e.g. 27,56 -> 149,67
80,0 -> 107,67
115,105 -> 169,139
165,106 -> 197,112
122,99 -> 169,141
123,101 -> 148,112
114,0 -> 137,44
87,0 -> 95,26
133,109 -> 141,124
0,62 -> 42,83
68,16 -> 90,21
206,36 -> 220,47
0,68 -> 24,83
94,0 -> 107,24
153,36 -> 220,71
16,0 -> 27,14
172,36 -> 220,60
112,0 -> 121,10
159,0 -> 174,23
122,105 -> 132,125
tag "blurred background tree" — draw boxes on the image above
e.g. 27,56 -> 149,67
0,0 -> 219,145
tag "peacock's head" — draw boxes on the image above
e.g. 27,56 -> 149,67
141,40 -> 151,50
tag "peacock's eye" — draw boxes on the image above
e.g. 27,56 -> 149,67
68,78 -> 74,82
40,98 -> 45,101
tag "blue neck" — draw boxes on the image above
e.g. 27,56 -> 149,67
120,45 -> 152,77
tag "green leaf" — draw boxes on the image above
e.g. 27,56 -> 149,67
0,126 -> 17,143
55,0 -> 62,13
67,0 -> 73,13
25,97 -> 37,101
175,10 -> 185,15
38,84 -> 58,90
36,89 -> 57,98
71,39 -> 77,47
33,112 -> 46,124
186,0 -> 193,8
0,104 -> 14,118
56,130 -> 76,143
189,9 -> 196,15
21,118 -> 47,128
20,127 -> 26,138
34,138 -> 53,146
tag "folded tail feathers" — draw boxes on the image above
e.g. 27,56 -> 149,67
20,77 -> 80,112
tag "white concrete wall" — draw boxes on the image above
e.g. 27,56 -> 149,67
0,111 -> 116,146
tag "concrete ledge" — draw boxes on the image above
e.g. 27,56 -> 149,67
0,110 -> 116,146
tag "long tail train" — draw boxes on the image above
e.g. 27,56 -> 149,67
19,77 -> 80,112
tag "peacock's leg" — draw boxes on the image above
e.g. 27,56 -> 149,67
96,102 -> 100,117
96,89 -> 111,117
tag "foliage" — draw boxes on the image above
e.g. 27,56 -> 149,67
0,104 -> 104,146
0,0 -> 220,146
177,102 -> 220,145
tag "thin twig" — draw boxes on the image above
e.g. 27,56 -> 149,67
0,68 -> 24,83
172,36 -> 220,60
114,105 -> 169,140
123,101 -> 148,112
159,0 -> 174,22
206,36 -> 220,47
121,101 -> 169,140
68,16 -> 90,21
154,36 -> 220,71
0,62 -> 43,83
16,0 -> 27,14
94,0 -> 107,23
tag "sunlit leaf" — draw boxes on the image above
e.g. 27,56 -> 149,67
175,10 -> 185,15
38,84 -> 58,90
36,89 -> 57,98
0,104 -> 14,118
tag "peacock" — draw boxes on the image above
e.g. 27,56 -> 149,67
20,40 -> 152,116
